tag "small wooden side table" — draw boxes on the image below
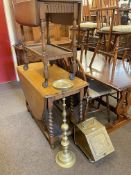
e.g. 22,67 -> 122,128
17,62 -> 88,147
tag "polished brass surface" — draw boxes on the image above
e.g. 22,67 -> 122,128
56,150 -> 76,168
52,79 -> 74,91
55,95 -> 76,168
74,117 -> 114,162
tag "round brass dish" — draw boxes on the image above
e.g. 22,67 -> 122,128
52,79 -> 74,91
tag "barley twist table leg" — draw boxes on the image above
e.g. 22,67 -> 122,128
48,99 -> 54,148
80,89 -> 84,122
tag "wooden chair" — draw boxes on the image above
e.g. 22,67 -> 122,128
122,40 -> 131,73
89,7 -> 131,72
12,0 -> 81,87
56,58 -> 116,123
12,0 -> 40,68
84,78 -> 115,122
79,0 -> 119,63
79,0 -> 98,62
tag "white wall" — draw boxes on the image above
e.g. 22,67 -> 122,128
3,0 -> 18,80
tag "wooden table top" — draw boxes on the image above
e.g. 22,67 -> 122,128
17,62 -> 88,99
39,0 -> 81,2
79,51 -> 131,91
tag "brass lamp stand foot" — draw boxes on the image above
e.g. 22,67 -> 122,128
55,97 -> 76,168
23,64 -> 28,70
56,150 -> 76,168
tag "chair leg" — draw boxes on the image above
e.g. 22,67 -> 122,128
117,91 -> 120,102
70,15 -> 77,80
69,58 -> 76,80
112,36 -> 119,71
97,96 -> 102,109
84,97 -> 90,120
23,47 -> 29,70
41,17 -> 49,88
20,25 -> 29,70
70,96 -> 74,114
80,31 -> 86,63
122,50 -> 128,62
46,14 -> 50,45
89,34 -> 103,67
106,95 -> 111,123
84,30 -> 89,57
80,44 -> 84,63
42,59 -> 48,88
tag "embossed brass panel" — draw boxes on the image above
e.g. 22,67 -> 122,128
74,117 -> 114,162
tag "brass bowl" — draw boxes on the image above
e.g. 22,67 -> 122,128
52,79 -> 74,91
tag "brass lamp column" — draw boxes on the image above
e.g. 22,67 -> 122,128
53,79 -> 76,168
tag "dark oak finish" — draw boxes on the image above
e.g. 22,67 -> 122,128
39,0 -> 82,87
89,7 -> 131,72
82,52 -> 131,91
81,51 -> 131,129
13,0 -> 82,87
89,31 -> 131,71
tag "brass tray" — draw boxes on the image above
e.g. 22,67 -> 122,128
52,79 -> 74,91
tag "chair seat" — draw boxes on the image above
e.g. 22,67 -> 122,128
88,79 -> 115,99
101,25 -> 131,33
80,22 -> 107,29
80,22 -> 97,29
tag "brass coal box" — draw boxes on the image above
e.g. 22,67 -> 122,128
74,117 -> 114,162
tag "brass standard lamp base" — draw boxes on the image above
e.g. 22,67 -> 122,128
56,151 -> 76,168
53,79 -> 76,168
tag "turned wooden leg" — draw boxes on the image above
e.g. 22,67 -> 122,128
89,34 -> 103,67
70,59 -> 76,80
80,31 -> 86,63
117,91 -> 120,102
112,35 -> 119,72
20,25 -> 29,70
80,43 -> 84,64
70,96 -> 74,114
80,98 -> 83,122
106,95 -> 111,123
41,17 -> 48,88
70,4 -> 77,80
103,34 -> 107,52
42,59 -> 48,88
122,50 -> 128,62
48,99 -> 54,148
116,89 -> 131,119
84,96 -> 90,120
97,96 -> 102,109
104,34 -> 108,62
79,89 -> 84,122
23,47 -> 29,70
126,89 -> 131,111
46,15 -> 50,45
84,30 -> 89,57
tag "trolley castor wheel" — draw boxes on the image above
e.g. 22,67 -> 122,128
69,73 -> 75,80
23,64 -> 28,70
42,80 -> 48,88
